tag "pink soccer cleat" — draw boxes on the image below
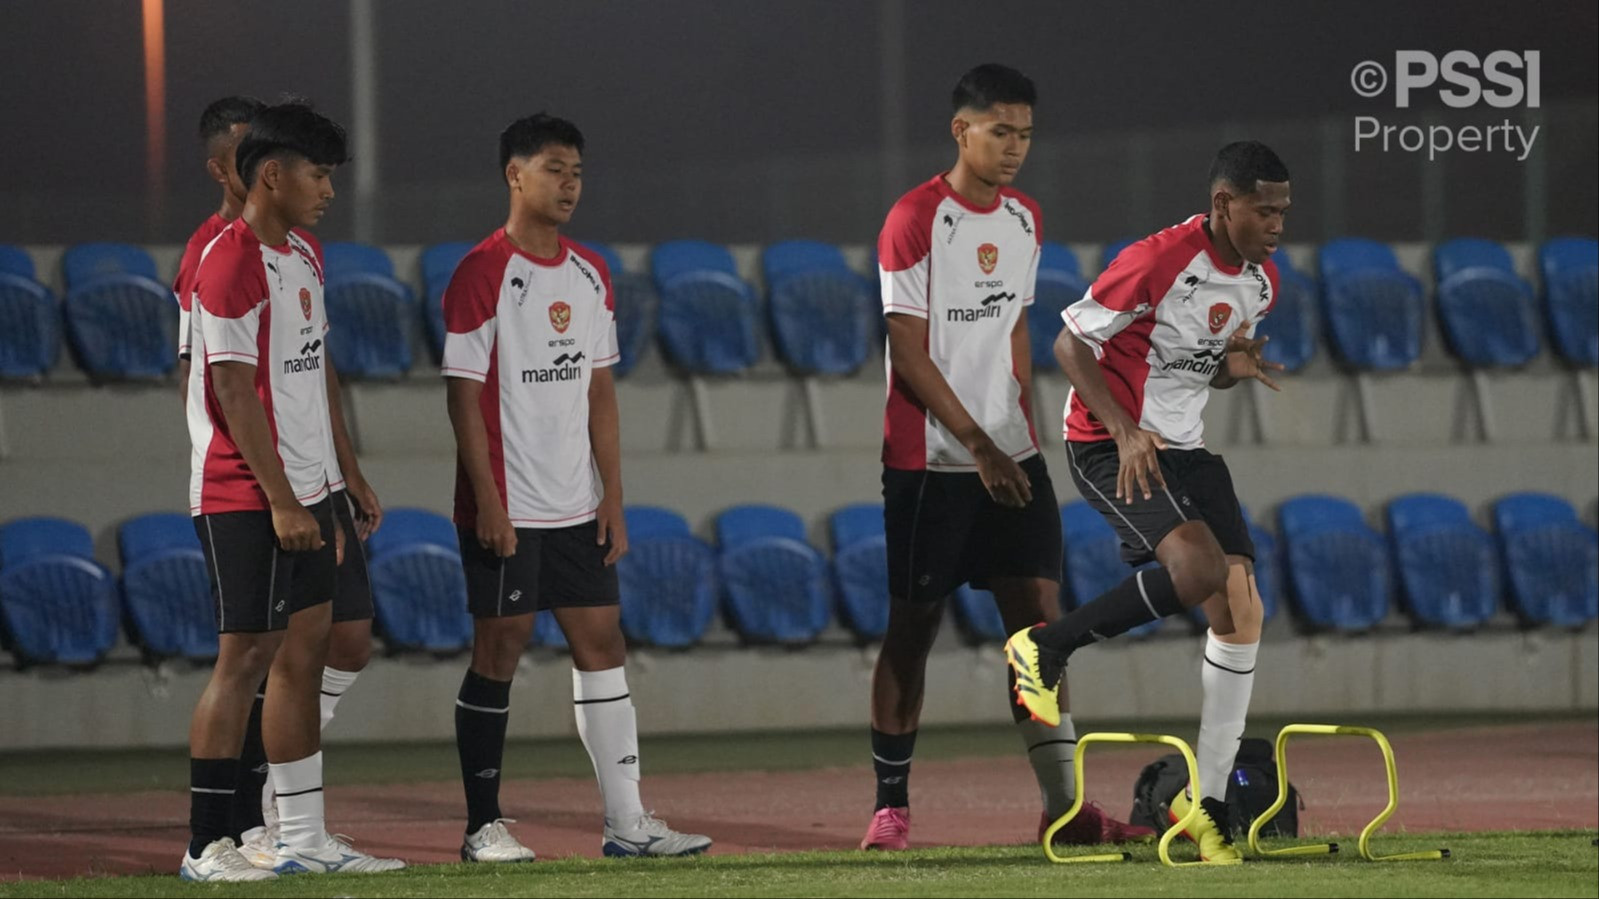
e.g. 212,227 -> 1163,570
1040,802 -> 1157,845
860,806 -> 910,850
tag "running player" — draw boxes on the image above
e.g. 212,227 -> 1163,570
441,113 -> 711,862
1006,140 -> 1290,863
173,97 -> 384,869
861,64 -> 1153,852
181,101 -> 401,881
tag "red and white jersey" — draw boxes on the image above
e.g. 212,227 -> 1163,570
879,174 -> 1042,471
174,213 -> 229,359
186,219 -> 343,514
441,230 -> 619,529
1061,214 -> 1280,449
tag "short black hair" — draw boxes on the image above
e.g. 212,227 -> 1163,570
952,64 -> 1037,113
499,113 -> 585,173
1208,141 -> 1290,195
198,96 -> 264,144
235,102 -> 349,190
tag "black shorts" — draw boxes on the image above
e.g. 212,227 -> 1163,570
1063,440 -> 1254,566
194,498 -> 338,634
330,491 -> 374,624
883,454 -> 1063,603
458,519 -> 621,618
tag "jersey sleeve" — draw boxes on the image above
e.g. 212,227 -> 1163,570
440,251 -> 500,382
195,247 -> 268,366
1244,259 -> 1282,338
877,196 -> 934,319
173,242 -> 201,358
1061,242 -> 1155,359
589,257 -> 620,369
1015,193 -> 1043,308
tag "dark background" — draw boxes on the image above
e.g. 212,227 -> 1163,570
2,0 -> 1594,245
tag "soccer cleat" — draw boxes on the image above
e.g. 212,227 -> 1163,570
462,818 -> 537,863
860,806 -> 910,851
1168,790 -> 1243,863
1041,803 -> 1158,845
179,838 -> 279,882
237,824 -> 279,869
602,812 -> 712,858
273,834 -> 407,874
1004,625 -> 1064,728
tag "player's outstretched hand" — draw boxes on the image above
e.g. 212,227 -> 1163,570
595,497 -> 628,566
1114,428 -> 1168,504
1224,328 -> 1286,391
272,503 -> 325,553
477,505 -> 518,558
971,437 -> 1032,509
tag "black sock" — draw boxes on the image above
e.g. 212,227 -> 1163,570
230,690 -> 268,841
871,729 -> 916,810
1035,567 -> 1184,655
456,669 -> 512,834
189,757 -> 238,858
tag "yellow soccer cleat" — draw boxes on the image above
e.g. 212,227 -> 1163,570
1168,788 -> 1243,864
1004,625 -> 1062,728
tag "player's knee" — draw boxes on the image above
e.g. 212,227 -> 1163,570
1170,546 -> 1228,606
326,630 -> 371,672
471,616 -> 531,680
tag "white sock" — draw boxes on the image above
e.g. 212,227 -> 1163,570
319,667 -> 361,730
270,751 -> 326,850
1018,712 -> 1078,819
1196,630 -> 1258,804
572,667 -> 645,829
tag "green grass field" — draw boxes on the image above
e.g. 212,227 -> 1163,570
3,833 -> 1596,898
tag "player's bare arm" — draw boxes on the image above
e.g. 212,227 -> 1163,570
324,359 -> 383,538
587,365 -> 627,566
1053,326 -> 1166,504
445,375 -> 516,558
210,359 -> 323,552
1010,311 -> 1037,439
887,313 -> 1031,508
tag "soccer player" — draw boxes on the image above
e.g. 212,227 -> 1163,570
181,101 -> 402,881
173,97 -> 385,869
441,113 -> 711,862
861,64 -> 1152,852
1006,141 -> 1291,863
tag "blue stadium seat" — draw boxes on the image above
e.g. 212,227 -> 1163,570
716,505 -> 830,643
1538,237 -> 1598,366
618,534 -> 718,648
421,241 -> 473,360
650,239 -> 739,292
579,241 -> 625,277
1030,244 -> 1091,371
1060,502 -> 1161,638
365,508 -> 473,653
657,270 -> 761,374
1317,238 -> 1400,282
0,517 -> 119,667
62,243 -> 159,290
952,584 -> 1008,643
769,270 -> 872,374
1433,237 -> 1516,282
117,513 -> 216,660
322,241 -> 395,280
761,240 -> 852,287
1320,269 -> 1424,370
1255,268 -> 1318,372
1100,238 -> 1138,273
0,273 -> 60,378
1385,494 -> 1498,630
0,244 -> 36,280
64,274 -> 178,379
1435,267 -> 1540,367
1492,493 -> 1598,628
610,271 -> 659,376
830,504 -> 888,641
325,274 -> 414,379
625,505 -> 693,540
1278,495 -> 1390,632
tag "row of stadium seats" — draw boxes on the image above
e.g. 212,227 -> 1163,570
1,492 -> 1593,669
0,236 -> 1593,381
